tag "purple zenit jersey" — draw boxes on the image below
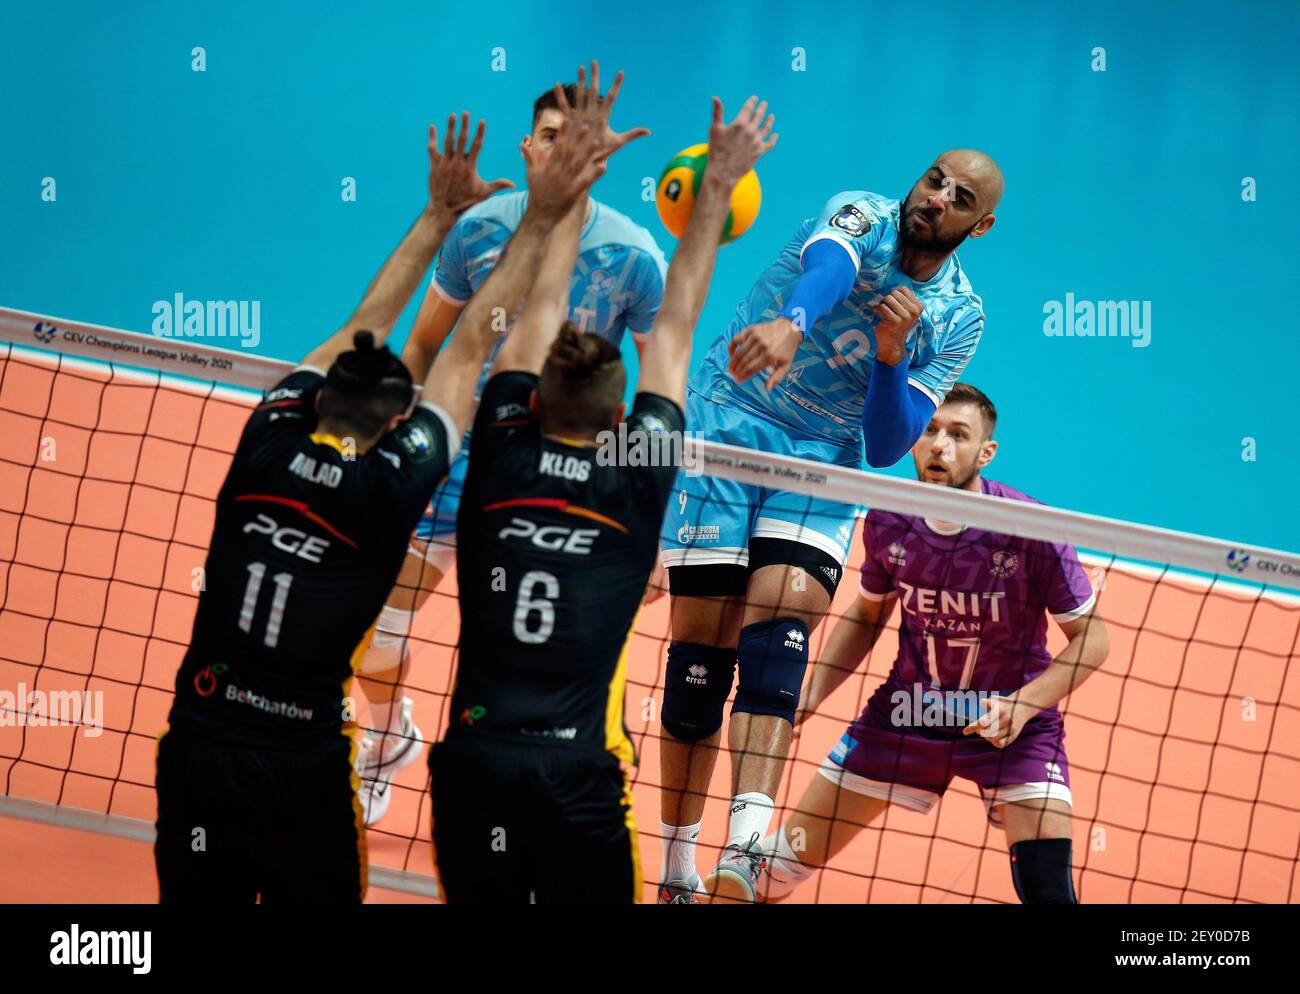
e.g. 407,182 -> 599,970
859,477 -> 1096,697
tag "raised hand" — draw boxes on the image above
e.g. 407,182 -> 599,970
703,95 -> 778,188
562,60 -> 651,162
872,286 -> 924,366
525,61 -> 647,215
727,317 -> 801,389
427,113 -> 515,218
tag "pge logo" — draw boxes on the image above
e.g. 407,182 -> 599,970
1226,549 -> 1250,574
33,321 -> 58,344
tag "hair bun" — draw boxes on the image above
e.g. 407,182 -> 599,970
550,324 -> 612,385
328,329 -> 411,393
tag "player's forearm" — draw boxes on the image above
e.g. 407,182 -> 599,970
400,333 -> 438,386
1018,620 -> 1110,712
517,198 -> 584,331
802,598 -> 887,716
653,174 -> 735,339
401,289 -> 465,383
861,366 -> 934,468
346,207 -> 457,342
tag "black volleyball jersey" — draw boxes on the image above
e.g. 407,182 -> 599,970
167,367 -> 457,749
451,371 -> 684,763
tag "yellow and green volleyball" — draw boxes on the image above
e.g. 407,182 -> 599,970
655,143 -> 761,244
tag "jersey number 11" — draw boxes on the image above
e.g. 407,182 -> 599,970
239,562 -> 293,648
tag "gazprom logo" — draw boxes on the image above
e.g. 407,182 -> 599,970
1226,549 -> 1250,574
33,321 -> 58,344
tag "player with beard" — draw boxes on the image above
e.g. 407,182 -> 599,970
658,153 -> 1004,903
758,383 -> 1110,904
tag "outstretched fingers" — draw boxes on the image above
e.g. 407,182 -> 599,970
603,67 -> 625,111
467,118 -> 486,161
552,81 -> 572,115
456,111 -> 470,155
443,114 -> 456,157
609,126 -> 651,153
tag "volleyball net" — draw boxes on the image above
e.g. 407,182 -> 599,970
1,307 -> 1297,903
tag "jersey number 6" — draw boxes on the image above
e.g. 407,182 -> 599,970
513,570 -> 559,645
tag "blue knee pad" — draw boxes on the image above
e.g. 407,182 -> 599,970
731,618 -> 810,725
661,643 -> 737,742
1009,839 -> 1078,904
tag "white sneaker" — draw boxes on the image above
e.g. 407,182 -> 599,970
356,698 -> 424,826
657,873 -> 704,904
704,834 -> 768,904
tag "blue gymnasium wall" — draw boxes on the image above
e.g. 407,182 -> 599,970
2,0 -> 1297,551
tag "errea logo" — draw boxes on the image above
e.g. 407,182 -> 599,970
686,664 -> 708,685
888,543 -> 907,566
1045,762 -> 1065,782
784,629 -> 805,652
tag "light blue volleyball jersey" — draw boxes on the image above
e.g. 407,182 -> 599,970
693,190 -> 985,450
414,192 -> 667,545
431,190 -> 669,395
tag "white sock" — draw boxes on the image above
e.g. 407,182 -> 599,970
727,791 -> 775,849
373,694 -> 410,734
659,820 -> 701,883
763,824 -> 814,900
376,604 -> 416,638
360,606 -> 415,676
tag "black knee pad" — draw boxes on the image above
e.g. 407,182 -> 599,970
1009,838 -> 1078,904
661,642 -> 737,742
748,538 -> 844,600
731,618 -> 810,725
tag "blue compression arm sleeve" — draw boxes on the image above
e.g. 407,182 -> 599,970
778,239 -> 856,332
862,357 -> 936,468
